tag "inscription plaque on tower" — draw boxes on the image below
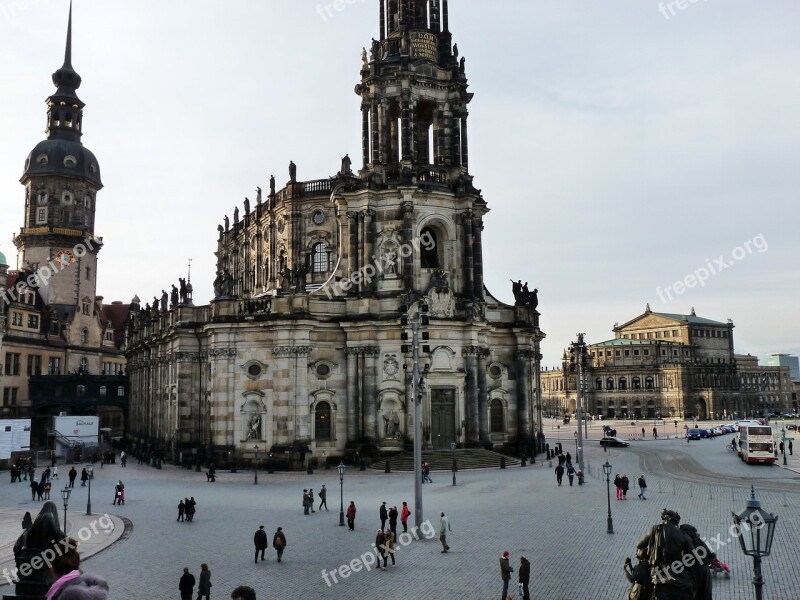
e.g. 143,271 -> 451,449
411,31 -> 438,62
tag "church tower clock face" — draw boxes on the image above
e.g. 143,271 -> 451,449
55,249 -> 75,267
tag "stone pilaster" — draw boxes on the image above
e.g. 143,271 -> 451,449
462,346 -> 479,444
477,348 -> 489,443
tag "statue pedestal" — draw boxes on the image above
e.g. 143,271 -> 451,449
379,438 -> 403,451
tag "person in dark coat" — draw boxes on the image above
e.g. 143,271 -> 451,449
302,489 -> 310,515
375,530 -> 386,570
179,567 -> 195,600
621,474 -> 630,499
388,505 -> 399,539
177,499 -> 186,522
566,462 -> 576,486
68,467 -> 77,488
379,501 -> 388,530
500,551 -> 514,600
318,485 -> 328,511
22,512 -> 32,530
254,525 -> 268,563
272,527 -> 287,562
519,555 -> 531,600
614,474 -> 623,500
197,563 -> 211,600
80,468 -> 89,487
554,463 -> 564,486
30,478 -> 39,501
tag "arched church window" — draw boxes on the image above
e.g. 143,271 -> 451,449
315,401 -> 332,441
80,328 -> 88,345
312,242 -> 328,273
490,398 -> 504,433
420,226 -> 439,268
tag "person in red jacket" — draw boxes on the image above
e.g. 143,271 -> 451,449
346,501 -> 357,531
400,501 -> 410,533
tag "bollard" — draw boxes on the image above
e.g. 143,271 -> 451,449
672,480 -> 676,495
500,456 -> 507,469
385,460 -> 391,473
709,487 -> 713,500
307,462 -> 314,475
521,455 -> 527,467
658,479 -> 662,494
689,484 -> 693,498
783,493 -> 788,507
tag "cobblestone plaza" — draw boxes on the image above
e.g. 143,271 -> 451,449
3,425 -> 799,599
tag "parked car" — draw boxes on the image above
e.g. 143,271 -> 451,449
600,437 -> 630,448
699,429 -> 712,438
788,424 -> 798,431
781,413 -> 797,419
687,428 -> 702,440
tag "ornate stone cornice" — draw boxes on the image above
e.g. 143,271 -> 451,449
344,346 -> 380,357
175,352 -> 200,363
273,346 -> 313,357
516,349 -> 534,361
462,346 -> 482,357
208,348 -> 237,358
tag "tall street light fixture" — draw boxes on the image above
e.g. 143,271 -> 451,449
732,486 -> 778,600
337,462 -> 346,527
568,334 -> 588,485
253,445 -> 259,485
61,487 -> 72,536
400,302 -> 429,528
602,461 -> 614,534
451,442 -> 457,486
85,464 -> 94,515
781,428 -> 787,466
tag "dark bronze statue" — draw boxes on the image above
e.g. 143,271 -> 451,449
341,154 -> 352,176
9,501 -> 62,599
170,285 -> 179,308
269,175 -> 276,195
510,279 -> 538,309
179,278 -> 188,304
244,197 -> 250,216
288,161 -> 297,182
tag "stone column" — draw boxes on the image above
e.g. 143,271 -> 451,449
463,347 -> 479,444
295,346 -> 312,441
430,0 -> 440,32
516,350 -> 532,448
345,348 -> 359,442
380,0 -> 386,40
402,201 -> 414,292
472,215 -> 484,300
460,113 -> 469,171
401,95 -> 412,161
462,211 -> 474,298
371,100 -> 381,164
362,105 -> 370,168
477,348 -> 489,443
363,347 -> 380,442
363,209 -> 376,294
348,211 -> 359,294
452,109 -> 462,166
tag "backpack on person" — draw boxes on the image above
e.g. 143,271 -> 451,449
273,534 -> 282,548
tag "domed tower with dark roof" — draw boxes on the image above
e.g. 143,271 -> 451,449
14,2 -> 103,309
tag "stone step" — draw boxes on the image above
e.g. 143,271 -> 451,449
368,448 -> 522,471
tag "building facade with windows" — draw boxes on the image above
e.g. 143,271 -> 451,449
542,307 -> 792,421
0,10 -> 130,443
126,0 -> 544,465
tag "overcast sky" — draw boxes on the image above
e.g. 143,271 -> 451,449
1,0 -> 798,367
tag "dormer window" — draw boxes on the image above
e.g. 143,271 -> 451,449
61,191 -> 73,205
37,192 -> 48,205
36,154 -> 48,165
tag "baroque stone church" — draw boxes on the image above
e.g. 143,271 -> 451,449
126,0 -> 544,464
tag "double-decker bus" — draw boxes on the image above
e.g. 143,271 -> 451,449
739,424 -> 776,464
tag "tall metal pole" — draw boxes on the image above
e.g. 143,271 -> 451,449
752,555 -> 763,600
604,468 -> 614,534
412,321 -> 423,528
583,372 -> 589,440
574,335 -> 585,485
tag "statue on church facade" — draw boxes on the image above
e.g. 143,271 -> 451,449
269,175 -> 276,195
160,290 -> 169,313
244,197 -> 250,215
179,278 -> 188,304
288,161 -> 297,182
340,153 -> 352,175
170,285 -> 179,309
246,413 -> 261,440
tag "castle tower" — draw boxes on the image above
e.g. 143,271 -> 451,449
14,2 -> 103,311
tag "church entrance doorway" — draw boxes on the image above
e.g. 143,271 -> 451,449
430,388 -> 456,450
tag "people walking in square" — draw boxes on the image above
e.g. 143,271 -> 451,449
500,551 -> 514,599
789,440 -> 794,455
346,501 -> 357,531
614,474 -> 623,500
273,527 -> 286,562
439,512 -> 451,553
379,501 -> 388,530
779,441 -> 785,455
555,463 -> 564,486
318,485 -> 328,511
653,427 -> 658,439
52,465 -> 59,480
642,427 -> 646,438
81,468 -> 89,487
30,478 -> 39,501
302,489 -> 310,515
179,567 -> 195,600
197,563 -> 211,600
186,497 -> 196,522
178,499 -> 186,522
422,462 -> 432,483
375,529 -> 387,569
308,488 -> 316,512
637,475 -> 648,500
518,555 -> 531,600
112,480 -> 125,505
384,529 -> 396,568
43,481 -> 51,500
68,467 -> 77,488
621,474 -> 630,499
254,525 -> 268,563
400,501 -> 410,533
566,462 -> 576,486
389,505 -> 399,538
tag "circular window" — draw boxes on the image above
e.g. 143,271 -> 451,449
316,363 -> 331,377
489,365 -> 502,379
312,211 -> 325,225
36,154 -> 49,165
63,155 -> 77,168
247,364 -> 262,377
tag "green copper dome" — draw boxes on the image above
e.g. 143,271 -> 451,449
0,249 -> 7,267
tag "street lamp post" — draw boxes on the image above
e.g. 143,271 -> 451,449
253,445 -> 259,485
602,461 -> 614,534
732,486 -> 778,600
337,462 -> 346,527
61,487 -> 72,535
781,428 -> 787,466
574,431 -> 578,460
85,464 -> 94,515
569,334 -> 587,485
451,442 -> 457,486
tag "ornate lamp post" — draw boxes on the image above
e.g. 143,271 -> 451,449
61,487 -> 72,535
602,461 -> 614,534
337,462 -> 346,527
732,486 -> 778,600
85,464 -> 94,515
781,428 -> 787,466
451,442 -> 457,486
253,445 -> 259,485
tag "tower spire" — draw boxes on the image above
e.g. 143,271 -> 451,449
63,0 -> 73,69
48,1 -> 83,141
